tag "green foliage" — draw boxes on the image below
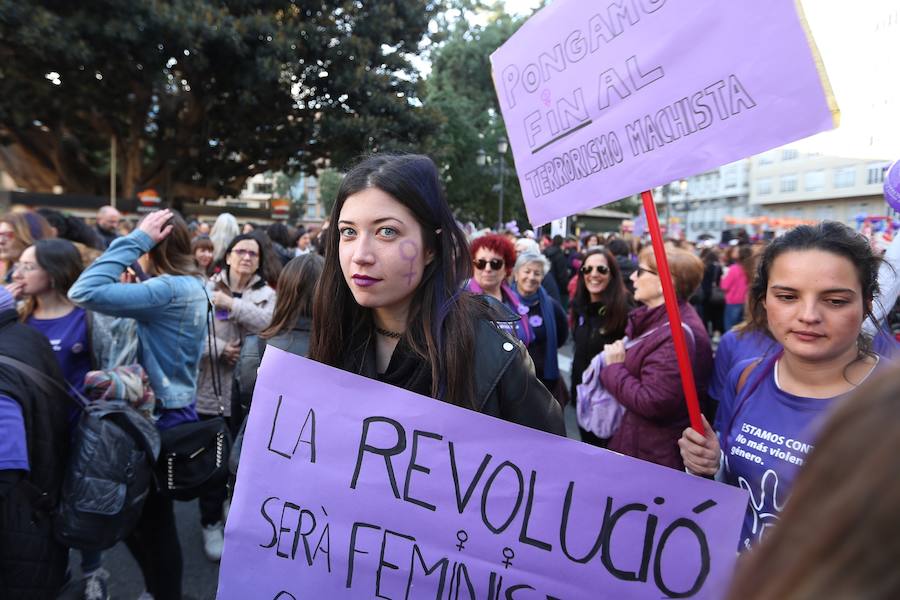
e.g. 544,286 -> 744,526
317,168 -> 343,217
423,8 -> 530,228
0,0 -> 441,201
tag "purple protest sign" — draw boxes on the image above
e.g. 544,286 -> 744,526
218,348 -> 747,599
885,160 -> 900,212
490,0 -> 839,226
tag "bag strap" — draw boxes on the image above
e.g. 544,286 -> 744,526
722,351 -> 781,455
206,294 -> 225,415
0,355 -> 89,410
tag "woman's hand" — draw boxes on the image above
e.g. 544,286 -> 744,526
603,339 -> 626,364
679,415 -> 721,477
212,291 -> 234,311
5,281 -> 24,300
221,340 -> 241,367
138,209 -> 174,244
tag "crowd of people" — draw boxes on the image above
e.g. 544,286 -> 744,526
1,153 -> 900,599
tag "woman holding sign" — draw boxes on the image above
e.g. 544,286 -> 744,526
679,222 -> 887,550
309,154 -> 564,434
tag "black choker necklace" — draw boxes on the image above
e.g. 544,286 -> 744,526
375,326 -> 403,339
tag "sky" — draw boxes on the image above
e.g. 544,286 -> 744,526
491,0 -> 899,160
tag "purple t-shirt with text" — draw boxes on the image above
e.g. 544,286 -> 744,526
714,354 -> 883,550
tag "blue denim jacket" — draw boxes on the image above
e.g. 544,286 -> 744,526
69,230 -> 208,410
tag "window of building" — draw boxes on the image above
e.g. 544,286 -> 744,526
833,167 -> 856,189
781,148 -> 799,161
867,163 -> 888,185
253,183 -> 273,195
757,178 -> 772,195
816,205 -> 835,221
779,174 -> 798,193
723,169 -> 738,189
758,152 -> 775,165
804,170 -> 825,191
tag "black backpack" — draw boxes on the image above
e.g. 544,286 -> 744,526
0,356 -> 160,551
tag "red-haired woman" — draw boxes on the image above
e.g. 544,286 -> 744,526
466,233 -> 534,346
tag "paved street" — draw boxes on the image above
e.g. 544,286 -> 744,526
60,499 -> 220,600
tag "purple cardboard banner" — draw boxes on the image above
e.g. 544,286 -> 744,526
218,347 -> 747,599
490,0 -> 839,225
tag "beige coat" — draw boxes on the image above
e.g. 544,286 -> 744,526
195,272 -> 275,416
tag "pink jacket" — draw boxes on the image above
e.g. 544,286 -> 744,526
720,265 -> 749,305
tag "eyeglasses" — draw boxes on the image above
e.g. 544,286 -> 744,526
636,266 -> 658,277
580,265 -> 610,276
13,262 -> 39,273
232,249 -> 259,259
473,258 -> 504,271
0,231 -> 15,241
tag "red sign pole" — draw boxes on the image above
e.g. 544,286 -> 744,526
640,189 -> 704,434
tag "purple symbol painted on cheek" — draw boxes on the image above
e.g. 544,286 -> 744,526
399,240 -> 420,286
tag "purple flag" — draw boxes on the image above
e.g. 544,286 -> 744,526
490,0 -> 839,226
219,348 -> 747,598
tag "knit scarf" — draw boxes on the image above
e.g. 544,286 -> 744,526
517,285 -> 559,381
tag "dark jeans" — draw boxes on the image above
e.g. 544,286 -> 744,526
198,414 -> 230,526
125,486 -> 182,600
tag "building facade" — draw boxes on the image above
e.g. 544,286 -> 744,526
655,159 -> 754,241
748,148 -> 893,225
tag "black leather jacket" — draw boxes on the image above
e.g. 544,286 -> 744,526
472,299 -> 566,436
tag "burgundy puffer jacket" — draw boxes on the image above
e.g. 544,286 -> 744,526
599,302 -> 713,470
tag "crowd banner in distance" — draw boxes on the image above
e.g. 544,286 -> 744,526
218,347 -> 748,599
490,0 -> 839,226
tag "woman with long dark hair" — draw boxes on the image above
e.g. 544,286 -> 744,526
680,222 -> 886,551
569,247 -> 633,446
12,239 -> 113,596
308,154 -> 563,433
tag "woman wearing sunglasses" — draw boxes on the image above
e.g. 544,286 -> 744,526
309,154 -> 564,436
599,247 -> 713,470
195,233 -> 275,560
467,233 -> 534,346
570,248 -> 634,446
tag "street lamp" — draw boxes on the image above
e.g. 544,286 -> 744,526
476,137 -> 510,230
